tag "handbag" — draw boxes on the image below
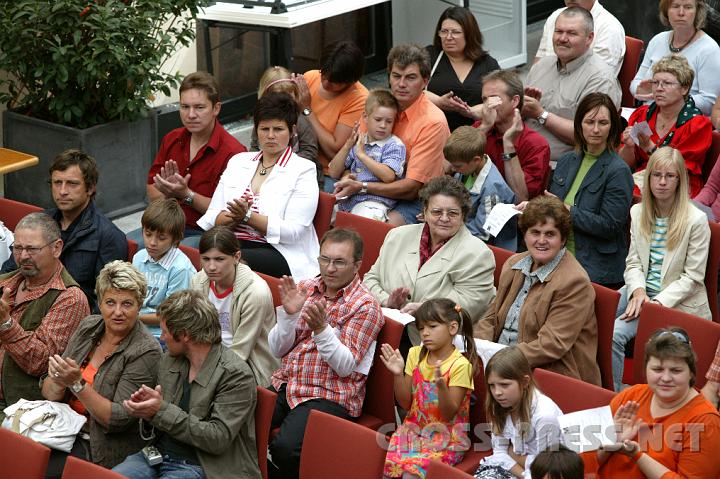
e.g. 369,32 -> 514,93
2,399 -> 87,452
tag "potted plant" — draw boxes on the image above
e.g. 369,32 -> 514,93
0,0 -> 210,217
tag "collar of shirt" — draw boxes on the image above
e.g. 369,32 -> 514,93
180,119 -> 222,157
512,247 -> 566,283
366,134 -> 396,148
142,246 -> 179,271
419,222 -> 450,268
468,155 -> 494,194
309,274 -> 362,301
556,49 -> 593,75
399,91 -> 428,123
250,147 -> 293,168
1,263 -> 67,308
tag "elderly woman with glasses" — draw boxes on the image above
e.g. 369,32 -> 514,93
598,327 -> 720,479
612,147 -> 711,392
364,175 -> 495,345
620,54 -> 712,197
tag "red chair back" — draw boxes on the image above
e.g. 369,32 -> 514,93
488,245 -> 514,287
454,361 -> 492,474
256,271 -> 282,307
619,36 -> 644,108
632,302 -> 720,388
178,244 -> 201,271
0,197 -> 43,231
357,317 -> 404,431
592,283 -> 621,390
706,221 -> 720,323
255,386 -> 277,479
426,460 -> 474,478
299,410 -> 386,479
313,192 -> 335,241
61,456 -> 125,478
126,239 -> 138,261
334,211 -> 394,278
0,428 -> 51,479
533,368 -> 615,413
703,130 -> 720,183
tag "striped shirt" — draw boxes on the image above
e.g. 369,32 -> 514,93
646,217 -> 668,293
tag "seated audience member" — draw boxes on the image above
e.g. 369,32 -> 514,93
702,340 -> 720,408
0,212 -> 89,414
475,196 -> 601,385
113,290 -> 260,479
620,54 -> 712,197
523,7 -> 621,162
132,199 -> 196,339
613,147 -> 711,392
41,261 -> 161,476
364,176 -> 495,345
694,157 -> 720,219
535,0 -> 625,75
294,41 -> 368,192
445,125 -> 517,251
381,299 -> 477,477
475,347 -> 562,479
333,44 -> 451,226
630,0 -> 720,116
546,92 -> 633,288
268,228 -> 383,479
191,226 -> 278,386
198,92 -> 320,280
328,88 -> 406,222
598,328 -> 720,478
251,66 -> 319,167
529,445 -> 585,479
425,6 -> 500,131
140,71 -> 247,248
472,70 -> 551,201
1,149 -> 127,311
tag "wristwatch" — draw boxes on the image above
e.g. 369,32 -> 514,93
537,110 -> 549,125
242,209 -> 252,224
360,182 -> 368,194
501,152 -> 518,161
302,108 -> 312,116
70,379 -> 86,395
183,190 -> 195,206
0,318 -> 12,332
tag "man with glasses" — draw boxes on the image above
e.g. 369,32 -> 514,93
267,228 -> 383,479
0,212 -> 89,416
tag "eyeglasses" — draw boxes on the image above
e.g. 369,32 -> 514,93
11,240 -> 58,256
427,208 -> 462,220
318,256 -> 354,270
438,29 -> 463,38
650,172 -> 679,181
649,80 -> 680,89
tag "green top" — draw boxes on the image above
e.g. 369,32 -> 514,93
564,151 -> 598,254
464,172 -> 477,190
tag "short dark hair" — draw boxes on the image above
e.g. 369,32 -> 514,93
141,198 -> 186,245
530,445 -> 584,479
320,41 -> 365,85
644,327 -> 697,387
199,225 -> 241,256
558,6 -> 594,35
432,7 -> 487,62
180,71 -> 220,105
387,44 -> 432,79
253,91 -> 298,131
320,228 -> 364,263
483,69 -> 525,112
49,149 -> 99,196
419,176 -> 472,221
518,196 -> 572,242
573,92 -> 622,153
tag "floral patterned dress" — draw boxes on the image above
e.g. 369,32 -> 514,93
384,356 -> 472,478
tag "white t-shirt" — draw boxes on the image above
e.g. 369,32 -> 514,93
209,281 -> 234,347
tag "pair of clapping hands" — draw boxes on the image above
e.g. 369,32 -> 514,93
379,343 -> 448,388
278,275 -> 328,335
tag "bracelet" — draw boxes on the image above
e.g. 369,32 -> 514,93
647,145 -> 657,155
631,450 -> 644,462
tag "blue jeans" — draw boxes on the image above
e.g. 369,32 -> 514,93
391,199 -> 423,225
112,452 -> 205,479
126,227 -> 202,251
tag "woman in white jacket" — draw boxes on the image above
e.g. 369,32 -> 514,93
198,92 -> 320,280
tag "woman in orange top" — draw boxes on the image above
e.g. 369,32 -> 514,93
597,327 -> 720,478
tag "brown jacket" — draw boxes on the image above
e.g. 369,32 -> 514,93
474,251 -> 601,385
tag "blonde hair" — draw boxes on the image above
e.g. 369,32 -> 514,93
651,55 -> 695,100
258,66 -> 298,100
640,147 -> 690,250
95,260 -> 148,306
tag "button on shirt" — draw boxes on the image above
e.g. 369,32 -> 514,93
498,248 -> 566,345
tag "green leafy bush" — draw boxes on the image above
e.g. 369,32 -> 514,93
0,0 -> 211,128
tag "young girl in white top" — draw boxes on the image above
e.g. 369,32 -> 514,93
475,347 -> 563,479
381,298 -> 478,479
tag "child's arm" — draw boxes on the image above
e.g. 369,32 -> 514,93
433,360 -> 469,422
328,124 -> 359,180
355,133 -> 397,183
139,313 -> 159,325
379,343 -> 412,410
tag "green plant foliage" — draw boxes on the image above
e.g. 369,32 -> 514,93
0,0 -> 211,128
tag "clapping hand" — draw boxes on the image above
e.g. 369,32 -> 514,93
47,355 -> 81,387
153,160 -> 191,199
123,385 -> 163,421
379,343 -> 405,376
601,401 -> 645,456
385,286 -> 411,309
226,196 -> 252,224
279,275 -> 306,315
302,300 -> 327,335
635,79 -> 654,102
433,360 -> 448,389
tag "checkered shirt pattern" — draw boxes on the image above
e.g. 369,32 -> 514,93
707,341 -> 720,383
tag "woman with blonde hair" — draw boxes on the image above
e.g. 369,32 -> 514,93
612,146 -> 711,391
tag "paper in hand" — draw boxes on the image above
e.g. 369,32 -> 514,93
558,405 -> 617,453
629,121 -> 652,146
483,203 -> 521,237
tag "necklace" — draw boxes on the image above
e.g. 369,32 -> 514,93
258,158 -> 278,176
669,30 -> 697,53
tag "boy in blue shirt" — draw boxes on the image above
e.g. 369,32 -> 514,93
445,126 -> 518,251
132,198 -> 196,338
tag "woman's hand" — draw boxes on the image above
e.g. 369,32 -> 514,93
279,275 -> 306,315
614,400 -> 643,443
619,289 -> 650,320
621,126 -> 635,148
379,343 -> 405,376
48,354 -> 81,388
635,79 -> 654,102
385,286 -> 411,309
400,302 -> 422,316
226,197 -> 252,224
637,133 -> 654,154
514,201 -> 529,212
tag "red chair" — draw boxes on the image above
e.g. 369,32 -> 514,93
534,368 -> 615,413
618,36 -> 644,108
256,386 -> 278,479
0,197 -> 44,230
592,283 -> 621,391
488,245 -> 514,287
427,460 -> 474,478
0,427 -> 51,479
61,456 -> 125,478
313,192 -> 335,241
632,302 -> 720,388
702,130 -> 720,183
357,317 -> 404,431
126,238 -> 138,261
334,210 -> 394,278
454,362 -> 492,474
178,244 -> 202,271
256,271 -> 282,307
706,221 -> 720,323
299,410 -> 386,479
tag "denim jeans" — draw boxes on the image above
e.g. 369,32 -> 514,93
112,452 -> 205,479
612,285 -> 637,391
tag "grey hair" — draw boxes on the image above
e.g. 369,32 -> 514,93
157,289 -> 221,344
558,6 -> 594,35
15,212 -> 61,243
95,260 -> 148,306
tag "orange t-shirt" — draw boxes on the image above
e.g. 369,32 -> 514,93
597,384 -> 720,479
68,363 -> 98,416
304,69 -> 368,172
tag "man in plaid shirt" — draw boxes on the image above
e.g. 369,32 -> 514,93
268,228 -> 384,479
703,340 -> 720,408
